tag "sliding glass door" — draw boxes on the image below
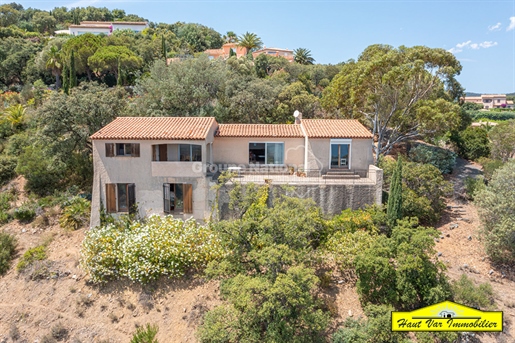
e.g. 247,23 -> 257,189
330,144 -> 350,169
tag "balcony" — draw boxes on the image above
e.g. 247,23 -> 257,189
151,161 -> 205,177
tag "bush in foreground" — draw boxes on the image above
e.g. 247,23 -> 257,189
59,196 -> 90,230
131,324 -> 158,343
475,160 -> 515,264
0,232 -> 17,275
81,215 -> 225,283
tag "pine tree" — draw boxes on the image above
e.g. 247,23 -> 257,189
69,50 -> 77,89
162,35 -> 167,62
387,157 -> 403,229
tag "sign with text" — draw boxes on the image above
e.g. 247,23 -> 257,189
391,301 -> 503,332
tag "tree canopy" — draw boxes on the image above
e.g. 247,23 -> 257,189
322,45 -> 463,163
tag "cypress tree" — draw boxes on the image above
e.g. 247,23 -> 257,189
387,157 -> 403,229
162,35 -> 167,62
62,62 -> 69,95
69,50 -> 77,89
117,56 -> 122,86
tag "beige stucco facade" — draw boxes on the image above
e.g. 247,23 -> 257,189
305,138 -> 374,174
213,137 -> 305,167
90,118 -> 381,227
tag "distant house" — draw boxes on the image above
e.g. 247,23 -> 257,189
68,21 -> 148,36
463,94 -> 513,109
252,47 -> 294,62
90,116 -> 382,226
204,43 -> 248,60
204,44 -> 294,62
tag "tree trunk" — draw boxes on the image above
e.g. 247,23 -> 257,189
55,72 -> 61,89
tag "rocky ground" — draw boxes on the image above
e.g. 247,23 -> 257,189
0,159 -> 514,342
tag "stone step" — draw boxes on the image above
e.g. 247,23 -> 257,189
326,171 -> 357,176
322,174 -> 360,180
240,170 -> 290,175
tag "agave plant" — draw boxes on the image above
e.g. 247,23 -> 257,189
3,104 -> 26,130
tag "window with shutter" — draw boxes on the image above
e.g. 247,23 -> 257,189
163,183 -> 193,214
159,144 -> 168,161
132,144 -> 140,157
128,183 -> 136,214
183,184 -> 193,214
106,184 -> 116,213
163,184 -> 170,213
105,143 -> 115,157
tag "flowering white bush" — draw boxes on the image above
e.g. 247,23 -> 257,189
81,215 -> 225,283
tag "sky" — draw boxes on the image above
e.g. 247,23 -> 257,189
5,0 -> 515,94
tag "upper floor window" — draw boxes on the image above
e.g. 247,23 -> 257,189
152,144 -> 202,162
105,143 -> 140,157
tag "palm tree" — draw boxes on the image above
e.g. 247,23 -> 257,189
294,48 -> 315,65
237,32 -> 263,54
223,31 -> 238,44
46,45 -> 63,89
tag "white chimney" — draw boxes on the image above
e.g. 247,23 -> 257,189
294,110 -> 302,124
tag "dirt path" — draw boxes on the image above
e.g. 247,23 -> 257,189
435,158 -> 515,343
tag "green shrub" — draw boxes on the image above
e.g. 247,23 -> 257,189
0,232 -> 17,275
0,155 -> 17,184
130,324 -> 158,343
324,230 -> 377,271
380,159 -> 452,225
17,245 -> 47,271
455,127 -> 491,160
198,266 -> 330,343
467,110 -> 515,121
0,211 -> 11,224
13,202 -> 36,222
80,215 -> 225,283
475,160 -> 515,264
408,144 -> 457,174
477,157 -> 504,181
355,218 -> 451,310
452,274 -> 494,310
332,305 -> 413,343
59,196 -> 90,231
464,176 -> 485,200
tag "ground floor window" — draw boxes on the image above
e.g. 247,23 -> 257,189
163,183 -> 193,214
106,183 -> 135,213
330,142 -> 350,169
249,142 -> 284,165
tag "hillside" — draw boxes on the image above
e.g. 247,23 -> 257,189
1,160 -> 514,342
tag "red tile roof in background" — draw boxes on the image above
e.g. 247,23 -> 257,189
216,124 -> 303,138
90,117 -> 216,140
302,119 -> 372,138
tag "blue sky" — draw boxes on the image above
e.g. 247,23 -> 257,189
6,0 -> 515,93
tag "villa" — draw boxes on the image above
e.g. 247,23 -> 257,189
89,115 -> 382,226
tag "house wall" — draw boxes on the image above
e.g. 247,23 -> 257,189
90,137 -> 213,227
216,165 -> 383,220
306,138 -> 374,174
213,137 -> 305,168
70,27 -> 111,35
111,23 -> 147,32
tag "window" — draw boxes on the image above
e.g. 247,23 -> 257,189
330,139 -> 351,169
106,183 -> 135,213
163,183 -> 192,214
105,143 -> 140,157
249,142 -> 284,165
152,144 -> 202,162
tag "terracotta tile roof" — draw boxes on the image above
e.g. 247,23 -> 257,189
216,124 -> 303,138
91,117 -> 216,140
302,119 -> 372,138
69,24 -> 111,29
80,21 -> 148,25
